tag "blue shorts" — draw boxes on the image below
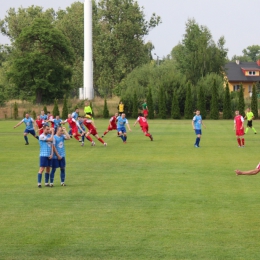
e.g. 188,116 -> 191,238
117,126 -> 126,133
39,156 -> 52,167
52,157 -> 66,168
24,129 -> 36,136
195,129 -> 202,135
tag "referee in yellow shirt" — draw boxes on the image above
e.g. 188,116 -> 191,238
244,108 -> 257,134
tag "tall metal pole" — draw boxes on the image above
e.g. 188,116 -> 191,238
80,0 -> 94,100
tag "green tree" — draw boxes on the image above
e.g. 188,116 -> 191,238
146,87 -> 154,119
7,18 -> 74,103
158,86 -> 167,119
238,84 -> 245,117
62,96 -> 68,119
197,85 -> 207,119
32,110 -> 36,119
103,98 -> 109,118
251,84 -> 258,119
210,79 -> 219,119
171,91 -> 181,119
53,99 -> 60,117
223,83 -> 232,119
184,83 -> 193,119
132,91 -> 138,119
242,45 -> 260,62
13,101 -> 18,119
43,105 -> 48,115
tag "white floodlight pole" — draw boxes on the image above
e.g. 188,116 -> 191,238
80,0 -> 94,100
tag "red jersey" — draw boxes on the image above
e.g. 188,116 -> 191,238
36,119 -> 43,129
234,115 -> 244,130
137,116 -> 148,126
48,115 -> 54,128
66,118 -> 77,128
109,116 -> 117,127
83,119 -> 98,135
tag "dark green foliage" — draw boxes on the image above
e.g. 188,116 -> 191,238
62,96 -> 68,120
184,83 -> 193,119
32,110 -> 36,119
197,86 -> 207,120
158,86 -> 167,119
223,84 -> 232,119
251,84 -> 258,119
43,105 -> 47,115
210,80 -> 219,119
90,102 -> 94,117
171,91 -> 181,119
0,85 -> 5,106
146,87 -> 154,119
13,102 -> 18,119
121,95 -> 132,118
132,91 -> 138,119
52,99 -> 60,117
238,83 -> 245,117
103,98 -> 109,118
23,111 -> 26,118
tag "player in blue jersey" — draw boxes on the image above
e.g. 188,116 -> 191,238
50,126 -> 70,187
13,113 -> 39,145
72,108 -> 79,120
192,110 -> 206,148
40,110 -> 48,121
37,125 -> 54,188
117,113 -> 131,143
78,115 -> 86,146
50,115 -> 62,134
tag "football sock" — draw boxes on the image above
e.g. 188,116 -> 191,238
245,127 -> 249,133
124,135 -> 127,141
242,138 -> 245,145
237,138 -> 241,146
24,135 -> 28,143
86,136 -> 93,142
252,127 -> 256,133
197,137 -> 201,146
36,136 -> 39,140
74,135 -> 80,141
98,137 -> 104,144
120,135 -> 124,141
60,168 -> 65,183
104,131 -> 108,136
145,133 -> 151,138
81,135 -> 85,142
50,168 -> 56,183
38,173 -> 42,183
45,172 -> 50,183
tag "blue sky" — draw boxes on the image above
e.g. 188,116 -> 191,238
1,0 -> 260,59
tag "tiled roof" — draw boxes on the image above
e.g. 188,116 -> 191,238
225,62 -> 260,82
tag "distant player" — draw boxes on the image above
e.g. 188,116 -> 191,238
192,110 -> 206,148
133,113 -> 153,141
37,125 -> 54,188
234,110 -> 245,147
47,112 -> 54,128
50,126 -> 70,187
50,115 -> 62,134
40,110 -> 47,121
235,162 -> 260,175
102,112 -> 118,137
35,115 -> 44,135
117,113 -> 131,143
78,116 -> 86,146
118,101 -> 124,115
244,108 -> 257,134
84,101 -> 93,117
61,114 -> 84,142
13,113 -> 39,145
83,115 -> 107,146
72,108 -> 79,120
142,100 -> 148,118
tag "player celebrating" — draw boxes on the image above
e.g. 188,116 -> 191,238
61,114 -> 84,142
133,113 -> 153,141
37,125 -> 54,188
117,113 -> 131,143
13,113 -> 39,145
102,112 -> 118,137
50,126 -> 70,187
234,110 -> 245,147
244,108 -> 257,134
192,110 -> 206,148
83,115 -> 107,146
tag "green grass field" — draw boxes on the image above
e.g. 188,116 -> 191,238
1,119 -> 260,260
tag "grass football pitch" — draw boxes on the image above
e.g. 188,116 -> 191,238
1,119 -> 260,260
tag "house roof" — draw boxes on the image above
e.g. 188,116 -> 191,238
225,62 -> 260,82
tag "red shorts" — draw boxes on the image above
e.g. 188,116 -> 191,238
143,109 -> 148,117
88,127 -> 98,136
236,128 -> 244,136
71,126 -> 78,135
141,125 -> 149,133
39,129 -> 43,135
108,125 -> 117,131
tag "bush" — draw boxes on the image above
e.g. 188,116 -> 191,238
103,98 -> 109,118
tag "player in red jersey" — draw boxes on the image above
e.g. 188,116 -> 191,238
234,110 -> 245,147
102,112 -> 118,137
133,113 -> 153,141
35,115 -> 44,135
83,115 -> 107,146
61,114 -> 83,141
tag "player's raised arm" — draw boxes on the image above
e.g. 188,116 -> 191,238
62,127 -> 71,139
13,120 -> 23,129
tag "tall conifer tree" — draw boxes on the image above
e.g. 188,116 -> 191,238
197,85 -> 207,120
238,83 -> 245,117
146,88 -> 154,119
223,83 -> 232,119
184,82 -> 193,119
251,84 -> 258,119
210,79 -> 219,119
171,91 -> 181,119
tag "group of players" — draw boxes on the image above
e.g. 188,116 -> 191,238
13,100 -> 153,187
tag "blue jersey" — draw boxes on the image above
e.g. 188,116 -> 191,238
53,119 -> 62,128
78,119 -> 86,131
40,115 -> 48,120
193,115 -> 202,130
39,134 -> 52,157
22,117 -> 34,130
72,112 -> 78,120
117,116 -> 128,128
53,135 -> 66,159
